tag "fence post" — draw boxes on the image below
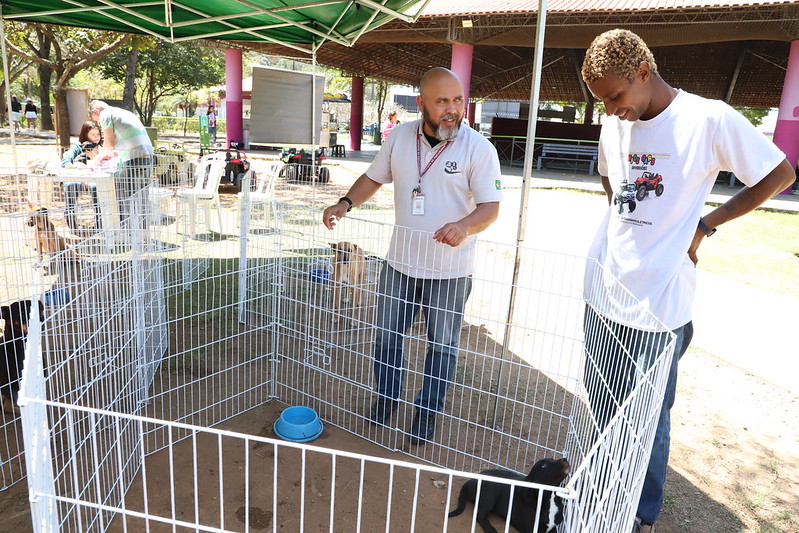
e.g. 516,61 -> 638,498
238,172 -> 251,324
19,303 -> 59,532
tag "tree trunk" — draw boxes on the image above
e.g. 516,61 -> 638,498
37,63 -> 55,131
0,86 -> 6,126
122,46 -> 139,112
375,80 -> 388,126
52,85 -> 71,152
36,30 -> 54,131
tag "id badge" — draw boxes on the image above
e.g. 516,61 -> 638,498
412,193 -> 426,215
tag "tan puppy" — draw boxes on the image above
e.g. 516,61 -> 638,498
27,206 -> 68,260
330,241 -> 367,320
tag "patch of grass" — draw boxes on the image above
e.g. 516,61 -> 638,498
698,209 -> 799,298
737,490 -> 771,511
661,488 -> 676,513
767,458 -> 781,478
455,362 -> 474,383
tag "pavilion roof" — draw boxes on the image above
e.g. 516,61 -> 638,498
237,0 -> 799,106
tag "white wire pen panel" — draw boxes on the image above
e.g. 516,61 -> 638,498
21,400 -> 574,533
1,166 -> 40,491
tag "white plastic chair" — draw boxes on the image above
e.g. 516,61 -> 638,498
237,161 -> 281,228
176,153 -> 227,237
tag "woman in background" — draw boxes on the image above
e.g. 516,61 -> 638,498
61,121 -> 103,232
24,98 -> 37,130
381,111 -> 398,143
207,105 -> 217,145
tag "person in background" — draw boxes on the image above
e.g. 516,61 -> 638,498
24,98 -> 37,130
10,96 -> 21,132
323,68 -> 503,445
61,121 -> 103,232
381,111 -> 398,143
580,28 -> 795,533
89,100 -> 154,224
207,105 -> 217,145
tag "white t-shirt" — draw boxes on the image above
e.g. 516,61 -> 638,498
366,119 -> 504,279
586,90 -> 785,331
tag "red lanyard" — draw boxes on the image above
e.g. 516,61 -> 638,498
415,125 -> 450,189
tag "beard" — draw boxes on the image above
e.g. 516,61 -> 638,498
422,107 -> 462,141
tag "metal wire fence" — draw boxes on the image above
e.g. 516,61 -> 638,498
0,156 -> 676,532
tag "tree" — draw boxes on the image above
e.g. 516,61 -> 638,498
0,55 -> 34,125
4,23 -> 132,148
735,107 -> 771,128
120,36 -> 156,112
372,79 -> 390,126
98,41 -> 224,126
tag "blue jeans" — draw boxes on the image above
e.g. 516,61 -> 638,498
373,265 -> 472,414
583,306 -> 693,524
63,182 -> 101,231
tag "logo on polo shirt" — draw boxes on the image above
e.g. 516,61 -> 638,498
495,180 -> 502,190
444,161 -> 461,174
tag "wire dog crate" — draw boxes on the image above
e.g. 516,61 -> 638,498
12,169 -> 676,532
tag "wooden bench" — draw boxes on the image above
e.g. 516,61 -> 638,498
536,142 -> 598,176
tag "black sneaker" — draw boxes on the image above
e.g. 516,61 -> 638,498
368,398 -> 398,425
409,410 -> 436,445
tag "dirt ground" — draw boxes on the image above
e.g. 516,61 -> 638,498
1,343 -> 797,532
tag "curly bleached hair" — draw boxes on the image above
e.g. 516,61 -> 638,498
582,29 -> 658,84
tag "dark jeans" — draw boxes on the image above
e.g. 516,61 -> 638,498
116,156 -> 153,225
373,265 -> 472,414
63,182 -> 101,231
583,305 -> 693,524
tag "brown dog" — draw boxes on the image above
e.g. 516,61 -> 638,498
330,241 -> 367,320
27,206 -> 68,260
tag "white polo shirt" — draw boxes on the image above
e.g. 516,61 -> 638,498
366,119 -> 503,279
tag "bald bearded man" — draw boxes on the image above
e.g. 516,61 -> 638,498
322,67 -> 504,444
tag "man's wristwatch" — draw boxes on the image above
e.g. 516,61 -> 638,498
338,196 -> 353,212
698,218 -> 716,237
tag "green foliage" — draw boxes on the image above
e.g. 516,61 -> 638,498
735,107 -> 771,127
97,41 -> 225,125
151,116 -> 226,134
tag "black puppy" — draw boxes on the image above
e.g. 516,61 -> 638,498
449,457 -> 570,533
1,300 -> 43,414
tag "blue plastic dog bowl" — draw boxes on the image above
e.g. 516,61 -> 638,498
43,288 -> 70,306
273,406 -> 323,443
309,268 -> 331,284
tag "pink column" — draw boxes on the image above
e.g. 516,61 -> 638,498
350,76 -> 364,151
450,44 -> 474,121
772,40 -> 799,194
225,49 -> 243,148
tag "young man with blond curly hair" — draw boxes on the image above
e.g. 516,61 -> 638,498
581,29 -> 794,533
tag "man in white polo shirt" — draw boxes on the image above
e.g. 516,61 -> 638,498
322,67 -> 503,444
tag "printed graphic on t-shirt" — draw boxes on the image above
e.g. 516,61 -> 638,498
613,152 -> 668,216
444,160 -> 462,174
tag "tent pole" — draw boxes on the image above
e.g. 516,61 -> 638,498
312,48 -> 318,205
491,0 -> 548,427
0,12 -> 21,200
